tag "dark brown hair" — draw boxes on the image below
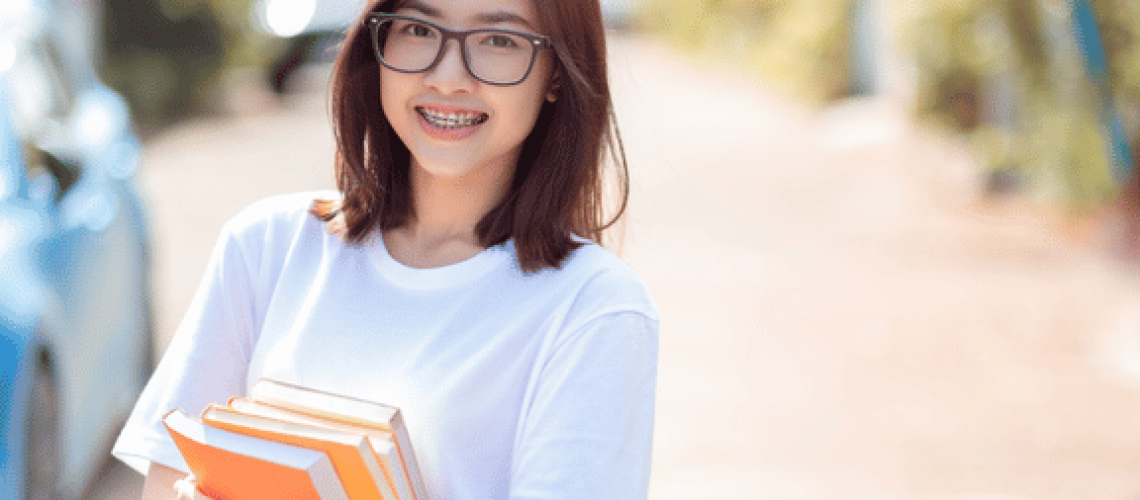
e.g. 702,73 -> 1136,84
311,0 -> 628,273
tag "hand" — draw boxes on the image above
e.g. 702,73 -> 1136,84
173,474 -> 211,499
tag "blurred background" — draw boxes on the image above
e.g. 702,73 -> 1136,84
6,0 -> 1140,498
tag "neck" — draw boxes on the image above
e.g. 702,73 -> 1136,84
383,155 -> 515,268
409,158 -> 513,243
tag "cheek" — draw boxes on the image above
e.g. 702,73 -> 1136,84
493,92 -> 547,148
506,67 -> 555,135
379,69 -> 410,125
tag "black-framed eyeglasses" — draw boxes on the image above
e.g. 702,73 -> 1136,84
366,13 -> 552,86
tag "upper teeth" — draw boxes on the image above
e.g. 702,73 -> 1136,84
419,108 -> 486,127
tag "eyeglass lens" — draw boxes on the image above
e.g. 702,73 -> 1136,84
375,18 -> 537,84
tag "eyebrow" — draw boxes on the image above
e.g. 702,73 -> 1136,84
398,0 -> 537,31
398,0 -> 442,18
474,11 -> 537,30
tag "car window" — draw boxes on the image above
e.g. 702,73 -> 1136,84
21,142 -> 75,202
6,36 -> 73,139
5,34 -> 80,200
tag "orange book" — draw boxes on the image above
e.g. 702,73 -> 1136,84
162,408 -> 349,500
201,404 -> 396,500
227,396 -> 411,500
250,378 -> 429,500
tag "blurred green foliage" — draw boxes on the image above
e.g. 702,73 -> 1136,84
637,0 -> 1138,209
900,0 -> 1133,209
638,0 -> 855,104
100,0 -> 278,130
1091,0 -> 1140,103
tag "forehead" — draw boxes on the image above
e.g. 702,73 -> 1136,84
393,0 -> 540,29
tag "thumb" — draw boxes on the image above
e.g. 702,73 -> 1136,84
173,474 -> 211,499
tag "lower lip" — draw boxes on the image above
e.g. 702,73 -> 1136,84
417,112 -> 484,141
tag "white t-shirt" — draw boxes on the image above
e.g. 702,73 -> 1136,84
112,191 -> 659,499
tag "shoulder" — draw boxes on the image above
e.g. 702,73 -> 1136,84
210,191 -> 345,277
533,242 -> 659,324
225,191 -> 340,232
221,191 -> 341,244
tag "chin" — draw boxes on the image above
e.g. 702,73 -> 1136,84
410,141 -> 522,182
412,154 -> 485,179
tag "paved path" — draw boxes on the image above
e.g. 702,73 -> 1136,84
90,35 -> 1140,499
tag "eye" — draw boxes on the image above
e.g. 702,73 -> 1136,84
483,34 -> 519,49
402,22 -> 436,38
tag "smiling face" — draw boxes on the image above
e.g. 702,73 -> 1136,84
378,0 -> 555,182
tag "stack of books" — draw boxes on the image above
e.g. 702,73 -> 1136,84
162,378 -> 428,500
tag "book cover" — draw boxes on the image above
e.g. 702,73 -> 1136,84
250,378 -> 429,500
162,408 -> 349,500
201,404 -> 397,500
227,396 -> 411,500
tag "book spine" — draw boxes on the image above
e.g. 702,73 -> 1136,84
390,413 -> 429,500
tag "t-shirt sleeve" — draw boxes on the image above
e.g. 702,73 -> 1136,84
111,216 -> 261,475
510,310 -> 660,499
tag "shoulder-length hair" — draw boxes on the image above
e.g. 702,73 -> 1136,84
311,0 -> 628,273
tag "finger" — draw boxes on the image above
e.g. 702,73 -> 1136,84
173,475 -> 203,500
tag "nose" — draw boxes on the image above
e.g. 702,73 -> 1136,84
424,39 -> 475,94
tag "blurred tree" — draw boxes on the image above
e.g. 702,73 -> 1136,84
101,0 -> 224,129
1087,0 -> 1140,255
100,0 -> 272,131
638,0 -> 854,104
1088,0 -> 1140,105
639,0 -> 1139,240
900,0 -> 1125,211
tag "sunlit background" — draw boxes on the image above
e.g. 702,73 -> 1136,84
4,0 -> 1140,498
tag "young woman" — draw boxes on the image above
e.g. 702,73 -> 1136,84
113,0 -> 659,497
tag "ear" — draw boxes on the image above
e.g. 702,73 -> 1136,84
546,71 -> 561,103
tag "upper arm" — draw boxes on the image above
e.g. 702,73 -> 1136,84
113,221 -> 262,475
511,311 -> 659,499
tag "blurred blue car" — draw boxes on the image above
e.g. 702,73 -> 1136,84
1,0 -> 154,498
